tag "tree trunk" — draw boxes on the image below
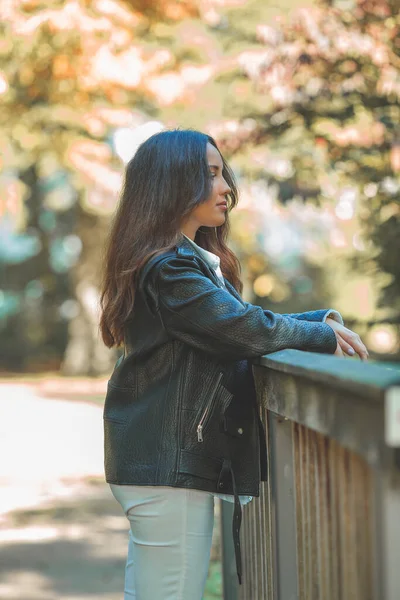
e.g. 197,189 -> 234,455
61,202 -> 118,376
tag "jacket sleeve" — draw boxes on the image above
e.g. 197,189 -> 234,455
143,256 -> 338,361
223,275 -> 344,327
281,309 -> 344,325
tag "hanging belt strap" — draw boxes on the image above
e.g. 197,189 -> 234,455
218,458 -> 243,584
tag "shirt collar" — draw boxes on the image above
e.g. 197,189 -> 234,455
181,233 -> 221,270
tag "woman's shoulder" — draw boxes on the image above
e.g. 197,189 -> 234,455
137,247 -> 203,291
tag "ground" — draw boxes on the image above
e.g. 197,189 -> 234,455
0,380 -> 222,599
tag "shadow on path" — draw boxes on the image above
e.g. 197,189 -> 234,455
0,480 -> 127,599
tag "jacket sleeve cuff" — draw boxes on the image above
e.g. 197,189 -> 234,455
322,309 -> 344,326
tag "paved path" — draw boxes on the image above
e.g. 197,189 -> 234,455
0,382 -> 131,600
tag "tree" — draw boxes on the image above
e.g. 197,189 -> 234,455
0,0 -> 204,373
201,0 -> 400,323
2,0 -> 398,371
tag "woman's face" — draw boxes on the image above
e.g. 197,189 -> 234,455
181,143 -> 231,240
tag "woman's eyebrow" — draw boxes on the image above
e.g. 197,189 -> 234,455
208,164 -> 221,169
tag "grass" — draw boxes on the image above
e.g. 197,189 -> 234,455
204,560 -> 223,599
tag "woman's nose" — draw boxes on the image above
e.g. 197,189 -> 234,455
222,178 -> 231,195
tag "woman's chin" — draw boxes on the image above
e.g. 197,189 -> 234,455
216,213 -> 227,225
200,214 -> 226,229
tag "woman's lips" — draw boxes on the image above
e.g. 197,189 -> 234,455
217,202 -> 227,210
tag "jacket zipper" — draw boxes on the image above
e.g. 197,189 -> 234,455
197,371 -> 224,442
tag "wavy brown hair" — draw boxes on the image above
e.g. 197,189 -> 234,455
99,128 -> 243,348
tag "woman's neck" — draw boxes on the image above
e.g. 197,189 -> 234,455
180,223 -> 198,241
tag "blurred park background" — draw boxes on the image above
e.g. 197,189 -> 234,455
0,0 -> 399,598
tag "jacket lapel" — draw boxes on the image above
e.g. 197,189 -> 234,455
176,237 -> 224,289
176,237 -> 243,300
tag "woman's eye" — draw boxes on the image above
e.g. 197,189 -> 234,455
210,172 -> 216,178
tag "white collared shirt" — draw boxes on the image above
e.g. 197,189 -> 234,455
181,234 -> 225,286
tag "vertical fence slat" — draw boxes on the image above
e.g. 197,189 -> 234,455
264,410 -> 275,600
293,422 -> 305,599
309,424 -> 319,600
316,432 -> 328,600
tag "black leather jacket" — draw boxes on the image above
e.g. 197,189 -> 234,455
103,235 -> 338,582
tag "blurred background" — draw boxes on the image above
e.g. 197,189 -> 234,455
0,0 -> 399,598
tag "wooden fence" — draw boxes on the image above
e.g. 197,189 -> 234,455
221,350 -> 400,600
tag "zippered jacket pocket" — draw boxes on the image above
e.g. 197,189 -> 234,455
196,372 -> 234,442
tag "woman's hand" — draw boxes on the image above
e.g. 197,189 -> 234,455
325,317 -> 369,361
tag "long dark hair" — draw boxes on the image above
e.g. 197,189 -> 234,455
99,128 -> 242,348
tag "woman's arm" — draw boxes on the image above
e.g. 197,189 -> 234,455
142,255 -> 338,361
223,276 -> 344,326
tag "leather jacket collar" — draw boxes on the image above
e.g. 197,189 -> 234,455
175,235 -> 226,290
176,234 -> 202,257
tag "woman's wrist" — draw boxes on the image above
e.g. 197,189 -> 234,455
322,309 -> 344,326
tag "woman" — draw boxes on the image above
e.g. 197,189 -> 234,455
99,129 -> 368,600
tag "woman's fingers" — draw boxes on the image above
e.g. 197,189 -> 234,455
324,318 -> 369,360
337,332 -> 369,361
333,341 -> 345,357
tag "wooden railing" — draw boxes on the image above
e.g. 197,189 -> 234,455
221,350 -> 400,600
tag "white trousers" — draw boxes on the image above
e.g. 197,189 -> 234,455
110,484 -> 215,600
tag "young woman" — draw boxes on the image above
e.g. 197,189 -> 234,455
99,129 -> 368,600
